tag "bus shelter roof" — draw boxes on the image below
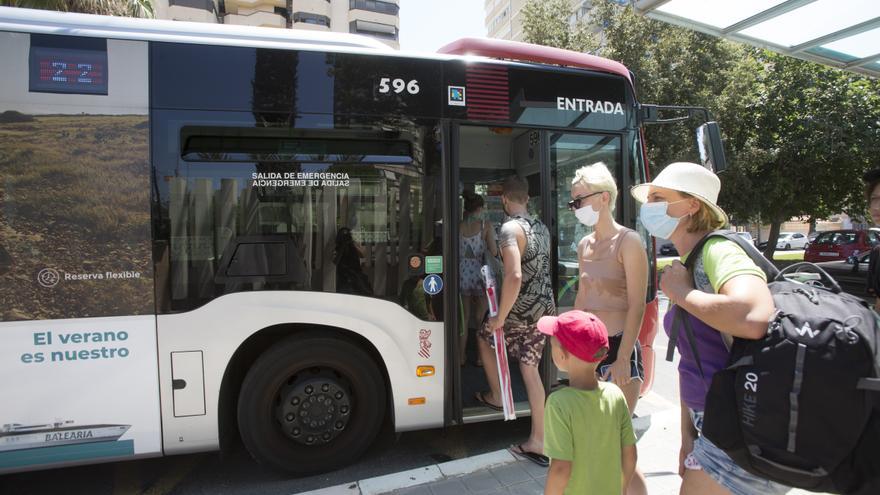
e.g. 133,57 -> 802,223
633,0 -> 880,79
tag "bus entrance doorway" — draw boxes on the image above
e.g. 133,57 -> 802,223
453,125 -> 551,423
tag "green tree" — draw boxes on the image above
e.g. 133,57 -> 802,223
1,0 -> 153,18
520,0 -> 592,53
718,51 -> 880,258
522,0 -> 880,259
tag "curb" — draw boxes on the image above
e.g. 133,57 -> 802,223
297,449 -> 518,495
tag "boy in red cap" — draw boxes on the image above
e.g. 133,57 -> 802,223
538,310 -> 637,495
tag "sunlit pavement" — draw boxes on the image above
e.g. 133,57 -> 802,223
299,296 -> 830,495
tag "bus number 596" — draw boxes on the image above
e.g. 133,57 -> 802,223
378,77 -> 419,95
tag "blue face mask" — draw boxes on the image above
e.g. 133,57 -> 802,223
640,201 -> 687,239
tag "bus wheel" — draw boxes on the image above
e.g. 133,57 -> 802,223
237,336 -> 386,474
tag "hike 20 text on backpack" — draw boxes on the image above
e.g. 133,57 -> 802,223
668,230 -> 880,494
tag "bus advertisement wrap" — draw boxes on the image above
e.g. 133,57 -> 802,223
0,316 -> 161,471
0,33 -> 160,472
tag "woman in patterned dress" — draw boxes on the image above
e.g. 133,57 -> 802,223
459,191 -> 498,365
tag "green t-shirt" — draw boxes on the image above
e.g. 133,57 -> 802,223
681,238 -> 766,294
543,383 -> 636,495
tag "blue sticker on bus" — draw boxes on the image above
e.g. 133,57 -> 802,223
423,274 -> 443,295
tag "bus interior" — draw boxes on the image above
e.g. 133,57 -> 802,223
457,125 -> 541,415
456,124 -> 626,419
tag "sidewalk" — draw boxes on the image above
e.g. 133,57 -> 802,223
298,398 -> 824,495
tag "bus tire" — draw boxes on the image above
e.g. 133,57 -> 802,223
237,335 -> 386,474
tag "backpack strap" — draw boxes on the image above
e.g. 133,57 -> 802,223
666,308 -> 680,363
666,230 -> 772,370
683,230 -> 780,280
667,306 -> 707,380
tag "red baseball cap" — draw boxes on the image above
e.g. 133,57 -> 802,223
537,310 -> 609,363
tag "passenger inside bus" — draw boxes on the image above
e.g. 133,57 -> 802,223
458,126 -> 544,413
458,191 -> 498,366
334,227 -> 371,296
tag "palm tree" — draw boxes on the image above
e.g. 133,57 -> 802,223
1,0 -> 154,18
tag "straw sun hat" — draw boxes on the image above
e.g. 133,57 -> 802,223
630,162 -> 729,226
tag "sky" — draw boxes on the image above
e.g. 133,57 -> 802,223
398,0 -> 487,54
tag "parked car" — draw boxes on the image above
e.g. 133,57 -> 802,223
804,230 -> 880,263
659,242 -> 678,256
776,232 -> 808,250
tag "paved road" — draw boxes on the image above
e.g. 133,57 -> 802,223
0,417 -> 536,495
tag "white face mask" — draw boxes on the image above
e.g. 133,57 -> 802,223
639,200 -> 688,239
574,205 -> 600,227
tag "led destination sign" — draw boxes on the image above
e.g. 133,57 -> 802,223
29,35 -> 108,95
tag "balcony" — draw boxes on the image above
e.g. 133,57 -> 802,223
292,11 -> 331,29
224,10 -> 286,28
349,19 -> 398,40
165,0 -> 218,22
294,0 -> 331,17
349,0 -> 399,16
224,0 -> 284,15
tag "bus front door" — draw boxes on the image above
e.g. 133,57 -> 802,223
453,125 -> 548,423
453,126 -> 630,424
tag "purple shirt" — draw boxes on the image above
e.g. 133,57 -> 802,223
663,305 -> 730,411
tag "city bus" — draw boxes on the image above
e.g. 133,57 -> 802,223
0,7 -> 723,475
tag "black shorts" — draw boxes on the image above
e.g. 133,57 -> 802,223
598,333 -> 644,383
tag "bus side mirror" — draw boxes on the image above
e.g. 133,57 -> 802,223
696,122 -> 727,173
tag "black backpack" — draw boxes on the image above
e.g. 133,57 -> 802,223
668,230 -> 880,494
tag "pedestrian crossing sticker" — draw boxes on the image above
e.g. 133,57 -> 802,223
423,274 -> 443,295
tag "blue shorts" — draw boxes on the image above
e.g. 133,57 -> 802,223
686,410 -> 791,495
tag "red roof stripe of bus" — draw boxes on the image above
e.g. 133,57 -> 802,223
467,76 -> 508,89
439,37 -> 632,83
466,95 -> 508,104
468,113 -> 509,119
466,68 -> 507,75
467,71 -> 508,79
467,69 -> 505,77
467,90 -> 509,99
466,98 -> 509,107
466,108 -> 509,114
466,62 -> 511,121
466,72 -> 508,80
465,66 -> 507,74
467,102 -> 509,110
467,71 -> 507,81
468,85 -> 508,93
468,110 -> 510,118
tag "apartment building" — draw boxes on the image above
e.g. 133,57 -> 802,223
484,0 -> 597,42
153,0 -> 400,48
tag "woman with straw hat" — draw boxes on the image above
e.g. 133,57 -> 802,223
630,162 -> 788,495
